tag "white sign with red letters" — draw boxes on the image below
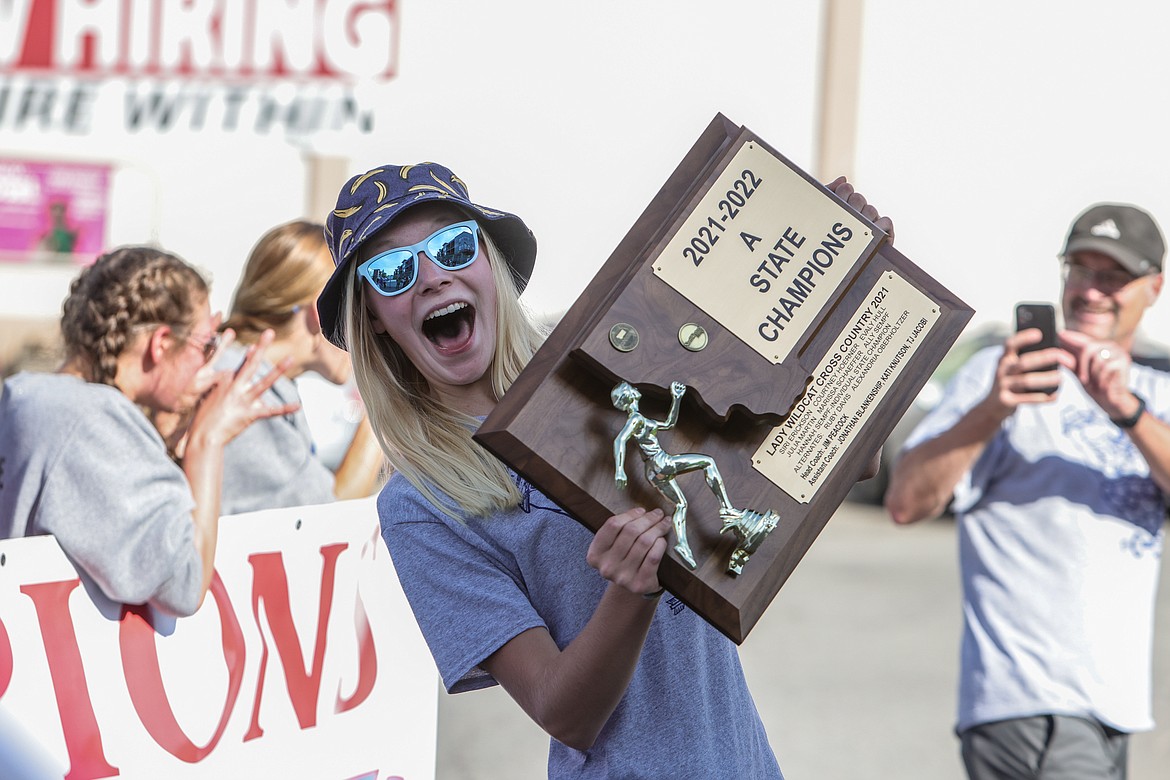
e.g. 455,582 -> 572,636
0,498 -> 437,780
0,0 -> 398,79
0,0 -> 398,134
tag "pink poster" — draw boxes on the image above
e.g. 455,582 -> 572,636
0,159 -> 110,264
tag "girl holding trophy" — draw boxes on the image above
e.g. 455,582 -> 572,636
316,160 -> 887,776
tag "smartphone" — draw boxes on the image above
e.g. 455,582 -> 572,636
1014,302 -> 1058,393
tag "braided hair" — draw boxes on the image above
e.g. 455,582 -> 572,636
60,246 -> 209,387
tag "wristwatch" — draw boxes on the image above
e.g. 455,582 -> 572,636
1111,394 -> 1146,429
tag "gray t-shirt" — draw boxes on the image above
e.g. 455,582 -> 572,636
379,469 -> 783,779
215,344 -> 335,515
0,372 -> 203,616
904,346 -> 1168,733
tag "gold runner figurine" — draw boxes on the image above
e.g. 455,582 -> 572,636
611,381 -> 780,574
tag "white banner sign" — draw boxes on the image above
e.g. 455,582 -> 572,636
0,0 -> 397,134
0,0 -> 397,80
0,498 -> 437,780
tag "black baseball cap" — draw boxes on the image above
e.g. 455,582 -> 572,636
1062,203 -> 1165,277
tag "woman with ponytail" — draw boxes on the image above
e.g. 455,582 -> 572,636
214,220 -> 384,515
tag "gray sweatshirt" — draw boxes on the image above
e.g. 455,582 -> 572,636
0,372 -> 202,616
214,343 -> 335,515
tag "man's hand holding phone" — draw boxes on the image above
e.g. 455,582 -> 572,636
1014,303 -> 1062,396
983,303 -> 1075,419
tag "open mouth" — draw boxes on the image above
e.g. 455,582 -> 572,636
423,301 -> 476,352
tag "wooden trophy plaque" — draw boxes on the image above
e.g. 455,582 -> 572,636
475,113 -> 973,643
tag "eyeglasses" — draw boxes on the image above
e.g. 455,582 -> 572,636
357,220 -> 480,297
1062,261 -> 1140,294
185,331 -> 222,361
134,323 -> 221,361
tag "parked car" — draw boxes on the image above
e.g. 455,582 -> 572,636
845,323 -> 1170,505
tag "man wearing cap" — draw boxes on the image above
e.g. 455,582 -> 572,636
885,203 -> 1170,779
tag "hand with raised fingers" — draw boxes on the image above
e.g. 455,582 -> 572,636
585,507 -> 670,597
1059,329 -> 1136,419
188,329 -> 301,448
827,176 -> 895,243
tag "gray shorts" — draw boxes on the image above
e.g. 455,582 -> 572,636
960,715 -> 1129,780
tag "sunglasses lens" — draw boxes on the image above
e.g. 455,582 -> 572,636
364,250 -> 416,295
204,333 -> 221,360
428,225 -> 478,269
359,222 -> 478,296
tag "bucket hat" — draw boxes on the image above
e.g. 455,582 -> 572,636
317,162 -> 536,349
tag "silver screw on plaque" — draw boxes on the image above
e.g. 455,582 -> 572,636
610,380 -> 781,574
609,323 -> 639,353
678,323 -> 708,352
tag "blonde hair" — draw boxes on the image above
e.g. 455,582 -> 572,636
345,228 -> 545,517
224,221 -> 332,344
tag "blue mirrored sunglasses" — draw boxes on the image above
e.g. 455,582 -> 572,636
356,220 -> 481,297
